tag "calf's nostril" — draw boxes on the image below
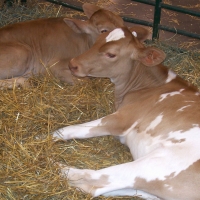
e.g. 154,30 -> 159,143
73,66 -> 78,70
69,60 -> 78,72
70,66 -> 78,71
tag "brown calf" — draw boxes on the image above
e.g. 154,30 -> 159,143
0,3 -> 125,88
53,27 -> 200,199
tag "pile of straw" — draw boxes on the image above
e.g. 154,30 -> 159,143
0,1 -> 199,200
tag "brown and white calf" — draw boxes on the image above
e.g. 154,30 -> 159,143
0,3 -> 126,88
53,27 -> 200,199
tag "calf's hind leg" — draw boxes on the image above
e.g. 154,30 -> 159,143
0,42 -> 31,88
59,149 -> 170,199
0,77 -> 29,89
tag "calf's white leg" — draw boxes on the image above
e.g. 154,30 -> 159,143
53,118 -> 109,140
60,148 -> 169,199
53,112 -> 122,140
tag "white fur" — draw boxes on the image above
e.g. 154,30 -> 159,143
106,28 -> 125,42
177,105 -> 191,112
145,114 -> 163,132
158,89 -> 184,102
165,70 -> 176,83
132,31 -> 137,37
53,118 -> 103,140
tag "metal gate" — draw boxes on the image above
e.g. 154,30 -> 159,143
46,0 -> 200,40
4,0 -> 200,40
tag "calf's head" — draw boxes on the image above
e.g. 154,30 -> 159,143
64,3 -> 125,44
69,27 -> 166,79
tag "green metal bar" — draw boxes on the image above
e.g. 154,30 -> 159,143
45,0 -> 200,40
122,16 -> 153,27
132,0 -> 155,6
162,3 -> 200,17
46,0 -> 83,12
158,25 -> 200,39
132,0 -> 200,17
152,0 -> 162,40
123,16 -> 200,39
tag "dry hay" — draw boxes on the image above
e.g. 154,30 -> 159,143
0,1 -> 200,200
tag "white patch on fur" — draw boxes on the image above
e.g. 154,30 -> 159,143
177,105 -> 191,112
158,89 -> 184,102
106,28 -> 125,42
132,31 -> 137,37
164,184 -> 173,191
165,70 -> 176,83
134,127 -> 200,181
122,122 -> 138,136
119,122 -> 138,144
145,114 -> 163,132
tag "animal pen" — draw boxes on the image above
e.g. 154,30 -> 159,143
0,0 -> 200,200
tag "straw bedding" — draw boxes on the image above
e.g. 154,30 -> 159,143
0,1 -> 199,200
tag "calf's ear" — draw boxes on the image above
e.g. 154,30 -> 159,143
63,18 -> 89,34
82,3 -> 101,19
139,47 -> 166,66
129,26 -> 151,42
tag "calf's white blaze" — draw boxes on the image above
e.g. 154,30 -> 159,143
106,28 -> 125,42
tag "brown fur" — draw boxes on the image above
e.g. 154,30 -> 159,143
0,3 -> 125,88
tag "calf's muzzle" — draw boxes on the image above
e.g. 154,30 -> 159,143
69,59 -> 79,74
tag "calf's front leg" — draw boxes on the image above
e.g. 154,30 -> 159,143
52,112 -> 123,140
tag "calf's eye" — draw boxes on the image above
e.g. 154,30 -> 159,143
101,29 -> 108,33
106,53 -> 116,58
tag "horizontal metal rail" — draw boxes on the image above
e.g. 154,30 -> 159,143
46,0 -> 83,12
132,0 -> 200,17
45,0 -> 200,40
123,16 -> 200,40
132,0 -> 200,40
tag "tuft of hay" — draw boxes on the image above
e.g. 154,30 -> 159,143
0,75 -> 139,200
0,1 -> 200,200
